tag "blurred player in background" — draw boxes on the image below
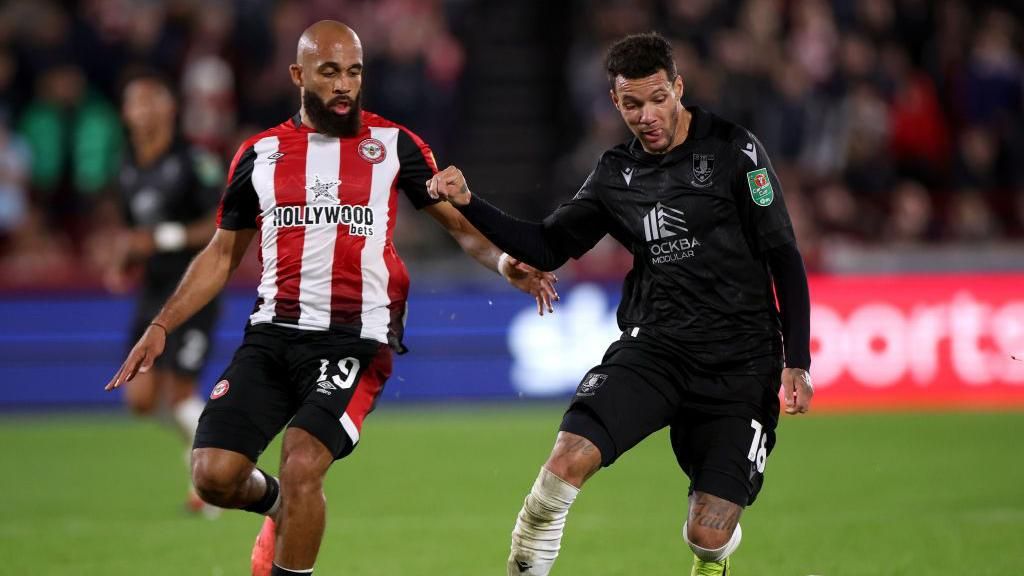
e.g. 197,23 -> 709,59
105,69 -> 223,517
106,20 -> 557,576
429,32 -> 813,576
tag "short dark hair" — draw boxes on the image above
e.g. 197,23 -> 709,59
605,32 -> 677,89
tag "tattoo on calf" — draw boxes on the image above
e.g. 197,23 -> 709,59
692,494 -> 740,532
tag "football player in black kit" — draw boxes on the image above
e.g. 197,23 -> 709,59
105,70 -> 223,516
428,33 -> 813,575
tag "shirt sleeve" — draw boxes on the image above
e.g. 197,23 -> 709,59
396,127 -> 441,210
189,148 -> 226,215
541,170 -> 611,259
730,132 -> 795,253
217,143 -> 259,230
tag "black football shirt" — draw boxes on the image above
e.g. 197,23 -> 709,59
544,107 -> 796,374
119,141 -> 223,293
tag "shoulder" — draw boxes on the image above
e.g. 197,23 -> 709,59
362,111 -> 424,143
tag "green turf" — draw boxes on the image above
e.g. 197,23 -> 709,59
2,407 -> 1021,575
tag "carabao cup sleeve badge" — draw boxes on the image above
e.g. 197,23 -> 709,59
746,168 -> 774,207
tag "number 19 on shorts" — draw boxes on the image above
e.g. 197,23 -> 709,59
747,420 -> 767,474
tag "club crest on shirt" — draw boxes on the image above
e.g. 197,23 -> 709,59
691,153 -> 714,187
358,138 -> 386,164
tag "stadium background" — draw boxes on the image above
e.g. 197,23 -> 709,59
1,0 -> 1022,574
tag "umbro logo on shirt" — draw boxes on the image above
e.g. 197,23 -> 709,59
268,151 -> 285,164
642,202 -> 688,242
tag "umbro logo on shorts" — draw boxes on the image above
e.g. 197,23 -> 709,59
316,380 -> 337,395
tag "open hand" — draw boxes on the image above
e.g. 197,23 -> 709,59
105,324 -> 167,391
500,254 -> 559,315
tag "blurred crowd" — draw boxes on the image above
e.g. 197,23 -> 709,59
0,0 -> 463,289
0,0 -> 1021,289
563,0 -> 1024,273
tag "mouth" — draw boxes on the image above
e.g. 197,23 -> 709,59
328,98 -> 352,115
640,128 -> 662,144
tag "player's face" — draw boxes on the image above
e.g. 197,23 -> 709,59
611,70 -> 684,154
291,37 -> 364,137
122,79 -> 175,139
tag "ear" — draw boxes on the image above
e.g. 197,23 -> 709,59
673,74 -> 684,100
609,88 -> 620,111
289,64 -> 303,88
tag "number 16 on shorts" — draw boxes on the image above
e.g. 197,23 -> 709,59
747,419 -> 768,474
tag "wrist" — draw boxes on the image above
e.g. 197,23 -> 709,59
153,222 -> 187,252
497,252 -> 511,277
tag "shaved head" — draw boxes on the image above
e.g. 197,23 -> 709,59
296,20 -> 361,64
290,20 -> 365,137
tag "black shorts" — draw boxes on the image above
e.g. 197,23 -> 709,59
130,294 -> 220,378
560,339 -> 780,507
193,323 -> 392,462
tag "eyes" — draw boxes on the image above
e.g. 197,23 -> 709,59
621,93 -> 668,111
319,66 -> 362,79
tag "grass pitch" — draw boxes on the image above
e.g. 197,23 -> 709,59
2,407 -> 1021,575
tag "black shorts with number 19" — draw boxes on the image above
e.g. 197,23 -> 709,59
560,337 -> 781,507
194,323 -> 391,462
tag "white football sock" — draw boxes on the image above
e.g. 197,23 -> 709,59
172,394 -> 204,446
684,522 -> 742,562
507,467 -> 580,576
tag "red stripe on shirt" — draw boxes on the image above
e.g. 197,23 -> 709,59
272,133 -> 309,323
330,127 -> 374,327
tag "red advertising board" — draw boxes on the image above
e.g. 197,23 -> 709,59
809,274 -> 1024,409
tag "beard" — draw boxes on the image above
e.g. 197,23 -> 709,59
303,89 -> 362,137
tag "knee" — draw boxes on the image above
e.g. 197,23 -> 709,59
126,396 -> 158,416
686,522 -> 734,551
543,435 -> 602,487
280,442 -> 331,497
191,451 -> 251,505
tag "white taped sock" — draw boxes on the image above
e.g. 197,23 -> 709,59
507,468 -> 580,576
684,522 -> 742,562
173,394 -> 204,445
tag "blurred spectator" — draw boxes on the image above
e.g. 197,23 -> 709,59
947,189 -> 1001,242
0,118 -> 29,238
17,56 -> 122,238
884,180 -> 939,244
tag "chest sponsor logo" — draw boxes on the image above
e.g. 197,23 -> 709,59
358,138 -> 386,164
271,204 -> 375,236
747,168 -> 774,206
691,153 -> 714,186
643,202 -> 701,264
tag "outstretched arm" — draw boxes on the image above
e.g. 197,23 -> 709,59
426,166 -> 574,272
105,227 -> 256,390
424,201 -> 559,315
768,241 -> 813,414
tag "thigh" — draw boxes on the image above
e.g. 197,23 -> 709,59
287,336 -> 391,460
561,345 -> 681,466
670,383 -> 779,507
194,325 -> 295,462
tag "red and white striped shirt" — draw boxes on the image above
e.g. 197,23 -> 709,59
217,111 -> 438,350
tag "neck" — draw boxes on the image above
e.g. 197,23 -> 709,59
299,106 -> 316,130
133,126 -> 174,167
